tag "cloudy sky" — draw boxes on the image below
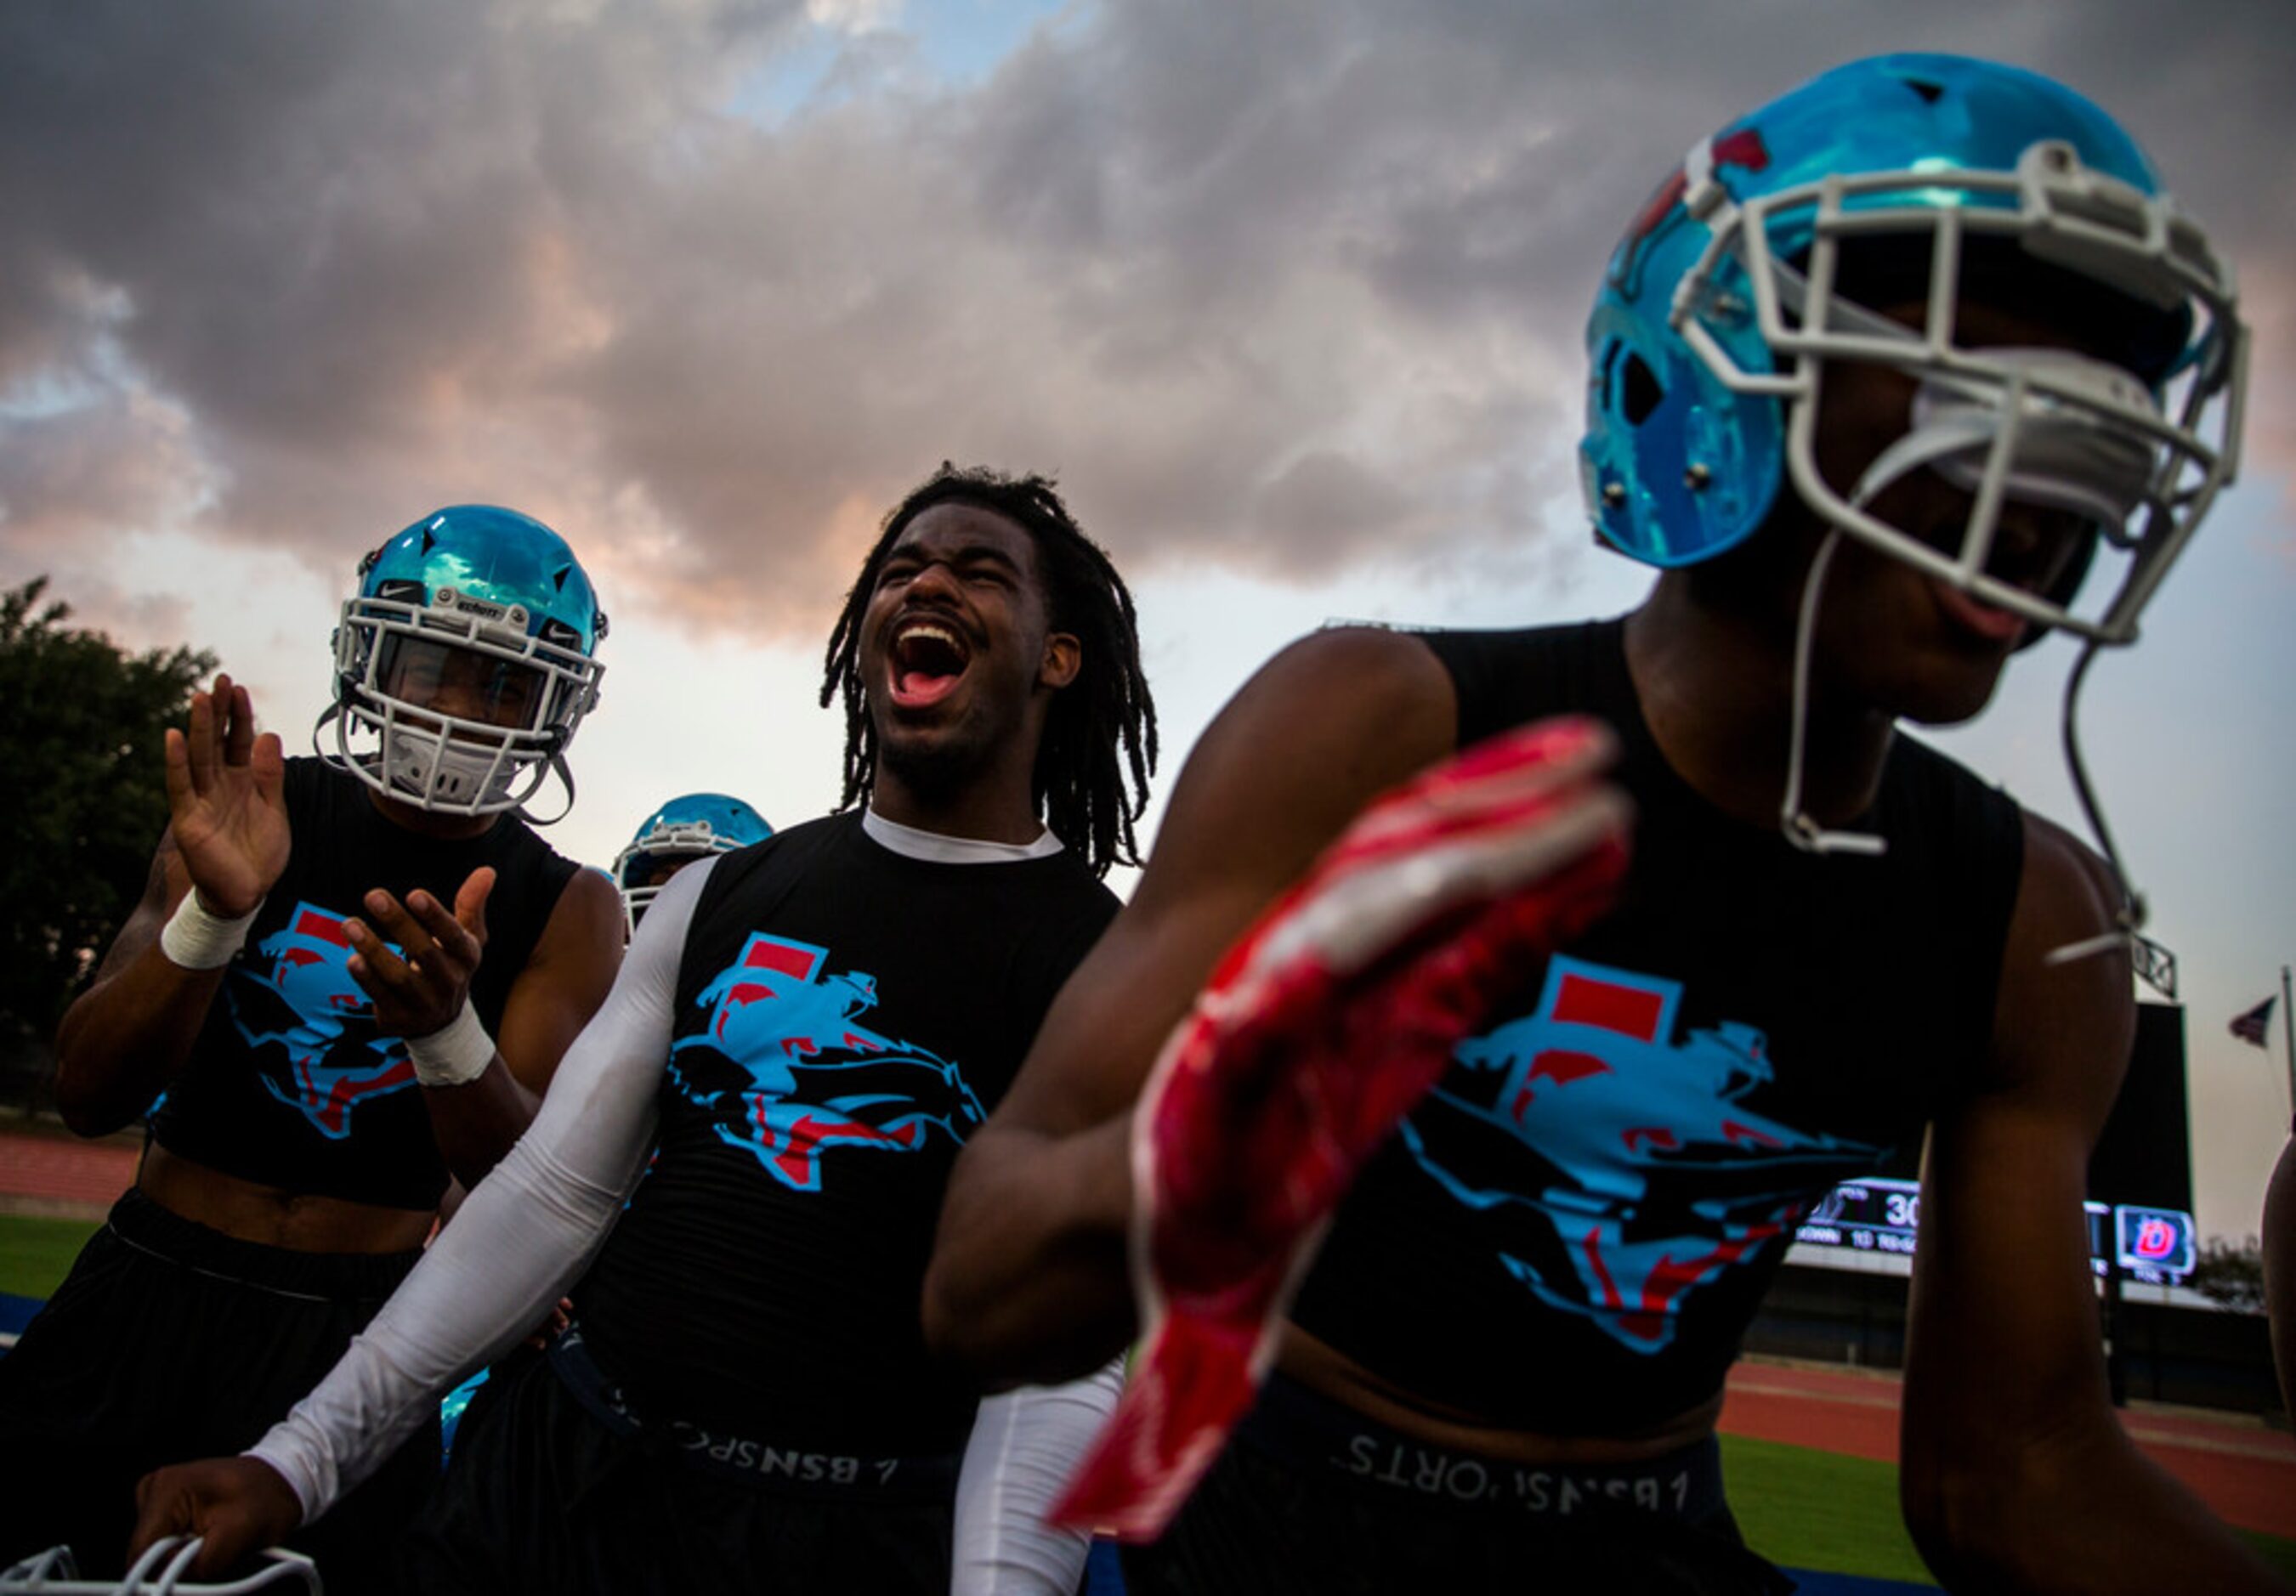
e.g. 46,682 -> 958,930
4,0 -> 2293,1242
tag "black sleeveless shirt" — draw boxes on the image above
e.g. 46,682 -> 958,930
150,756 -> 580,1211
575,812 -> 1120,1456
1289,620 -> 2024,1433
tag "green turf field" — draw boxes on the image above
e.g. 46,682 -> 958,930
1723,1433 -> 1936,1584
0,1213 -> 98,1299
1724,1432 -> 2296,1584
2253,1531 -> 2296,1582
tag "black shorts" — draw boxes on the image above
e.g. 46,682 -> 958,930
1120,1375 -> 1794,1596
0,1187 -> 436,1591
402,1342 -> 959,1595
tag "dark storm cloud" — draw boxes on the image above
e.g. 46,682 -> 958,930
3,0 -> 2291,640
0,0 -> 814,610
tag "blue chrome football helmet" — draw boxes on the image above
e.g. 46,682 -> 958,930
1580,53 -> 2244,647
612,792 -> 773,931
320,506 -> 609,818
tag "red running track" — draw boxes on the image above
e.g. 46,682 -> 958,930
0,1129 -> 136,1214
1721,1358 -> 2296,1540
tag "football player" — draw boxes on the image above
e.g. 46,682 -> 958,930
922,54 -> 2280,1594
611,792 -> 774,936
1,507 -> 624,1588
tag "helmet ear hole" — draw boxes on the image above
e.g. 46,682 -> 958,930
1620,352 -> 1664,426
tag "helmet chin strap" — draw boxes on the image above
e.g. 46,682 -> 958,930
2044,637 -> 2147,966
400,733 -> 519,812
516,751 -> 580,828
313,698 -> 578,823
1772,315 -> 2151,965
1777,509 -> 2144,969
1870,372 -> 2151,947
1839,352 -> 2152,965
1779,529 -> 1888,857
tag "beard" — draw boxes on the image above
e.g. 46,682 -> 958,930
874,720 -> 994,803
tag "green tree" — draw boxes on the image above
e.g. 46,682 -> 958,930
0,578 -> 215,1105
2189,1234 -> 2266,1313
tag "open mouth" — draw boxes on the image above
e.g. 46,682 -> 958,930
1932,579 -> 2028,644
1917,506 -> 2089,646
888,618 -> 972,710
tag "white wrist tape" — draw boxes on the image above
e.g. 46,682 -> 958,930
159,891 -> 264,971
406,999 -> 497,1087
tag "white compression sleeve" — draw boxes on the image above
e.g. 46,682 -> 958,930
952,1357 -> 1127,1595
246,858 -> 717,1520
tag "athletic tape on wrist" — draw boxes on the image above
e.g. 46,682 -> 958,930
158,891 -> 264,971
406,999 -> 497,1087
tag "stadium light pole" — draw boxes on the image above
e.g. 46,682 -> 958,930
2282,965 -> 2293,1118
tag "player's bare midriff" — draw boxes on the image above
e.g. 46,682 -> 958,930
139,1142 -> 435,1254
1278,1322 -> 1724,1463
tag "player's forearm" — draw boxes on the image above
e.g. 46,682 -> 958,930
420,1062 -> 541,1189
954,1358 -> 1127,1592
925,1113 -> 1139,1385
250,1117 -> 638,1517
1904,1420 -> 2288,1594
2265,1136 -> 2296,1414
53,946 -> 224,1135
257,876 -> 685,1513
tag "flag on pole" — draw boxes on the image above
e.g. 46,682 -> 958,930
2230,995 -> 2276,1048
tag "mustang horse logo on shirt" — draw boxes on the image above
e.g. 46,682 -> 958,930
1400,954 -> 1882,1353
226,901 -> 416,1138
669,931 -> 985,1191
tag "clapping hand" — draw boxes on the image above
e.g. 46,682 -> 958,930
163,674 -> 289,919
343,868 -> 496,1038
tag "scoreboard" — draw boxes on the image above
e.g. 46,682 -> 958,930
2112,1205 -> 2197,1278
1791,1177 -> 2197,1285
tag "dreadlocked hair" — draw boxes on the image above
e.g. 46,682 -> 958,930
819,463 -> 1159,878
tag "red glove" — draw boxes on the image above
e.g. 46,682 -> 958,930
1051,716 -> 1630,1539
